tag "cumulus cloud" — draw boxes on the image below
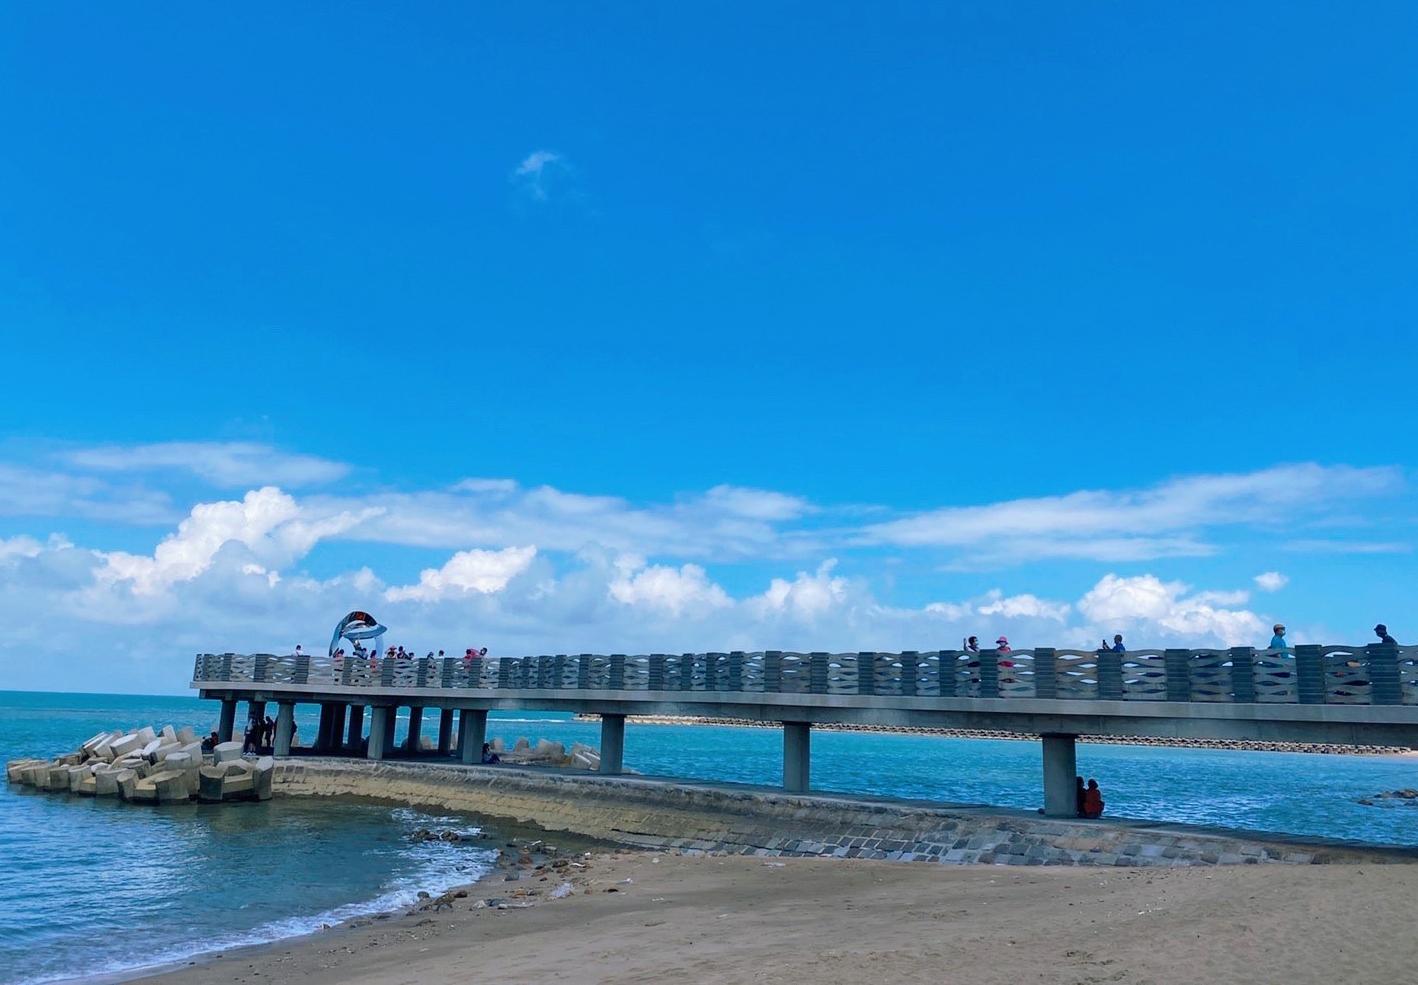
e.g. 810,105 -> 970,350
976,590 -> 1070,622
1077,574 -> 1266,645
748,560 -> 849,621
96,487 -> 377,595
63,442 -> 349,488
385,546 -> 538,602
608,557 -> 731,616
1254,571 -> 1289,592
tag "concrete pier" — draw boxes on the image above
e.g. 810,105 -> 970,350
405,707 -> 423,754
346,705 -> 365,749
218,699 -> 236,743
1042,733 -> 1078,818
458,709 -> 488,764
437,708 -> 455,755
367,706 -> 391,761
274,702 -> 295,757
599,713 -> 626,774
783,721 -> 811,793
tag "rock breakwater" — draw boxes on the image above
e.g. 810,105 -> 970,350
7,726 -> 274,804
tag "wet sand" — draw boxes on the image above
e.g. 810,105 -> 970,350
140,850 -> 1418,985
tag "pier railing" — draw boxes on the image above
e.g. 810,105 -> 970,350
192,645 -> 1418,706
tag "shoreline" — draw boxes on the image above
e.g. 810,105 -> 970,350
578,713 -> 1418,756
69,799 -> 615,985
132,849 -> 1418,985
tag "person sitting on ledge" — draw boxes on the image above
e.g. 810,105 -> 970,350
481,742 -> 500,765
201,731 -> 219,752
1082,779 -> 1105,819
1075,775 -> 1087,817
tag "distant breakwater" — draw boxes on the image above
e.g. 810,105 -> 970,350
572,714 -> 1415,756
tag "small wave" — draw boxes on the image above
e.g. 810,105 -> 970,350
16,811 -> 497,985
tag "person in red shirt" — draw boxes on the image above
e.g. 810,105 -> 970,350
1082,779 -> 1105,819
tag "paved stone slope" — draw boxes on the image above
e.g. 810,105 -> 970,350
274,759 -> 1417,868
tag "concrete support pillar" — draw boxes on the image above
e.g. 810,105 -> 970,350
405,707 -> 424,755
1041,733 -> 1078,818
218,699 -> 237,742
783,721 -> 811,793
437,708 -> 455,755
459,709 -> 488,764
599,713 -> 626,774
367,706 -> 391,761
346,705 -> 365,749
274,702 -> 295,757
316,703 -> 335,750
329,704 -> 348,751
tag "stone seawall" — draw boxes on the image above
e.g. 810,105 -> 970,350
274,759 -> 1416,868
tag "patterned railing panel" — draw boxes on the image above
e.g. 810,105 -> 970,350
1120,650 -> 1168,701
1252,649 -> 1298,703
191,646 -> 1418,707
1187,650 -> 1232,702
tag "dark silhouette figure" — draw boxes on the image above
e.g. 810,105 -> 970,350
1075,776 -> 1087,817
1375,624 -> 1398,646
1082,779 -> 1105,819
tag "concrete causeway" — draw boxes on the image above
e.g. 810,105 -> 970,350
274,759 -> 1418,868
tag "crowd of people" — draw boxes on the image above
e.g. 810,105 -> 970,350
961,623 -> 1400,657
321,642 -> 491,663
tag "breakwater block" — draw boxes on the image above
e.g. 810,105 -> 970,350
8,725 -> 279,808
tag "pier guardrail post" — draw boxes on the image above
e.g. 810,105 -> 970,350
1164,649 -> 1191,702
464,655 -> 482,688
678,653 -> 694,691
647,654 -> 665,690
1229,647 -> 1256,702
253,654 -> 269,683
857,652 -> 877,695
978,651 -> 1000,699
728,651 -> 744,692
498,657 -> 514,689
380,658 -> 395,687
554,654 -> 569,689
809,652 -> 829,694
220,653 -> 233,682
1097,651 -> 1122,700
939,650 -> 958,697
577,654 -> 591,689
1033,648 -> 1057,699
765,650 -> 783,692
293,653 -> 309,685
900,651 -> 918,696
608,653 -> 626,690
415,657 -> 429,688
1367,644 -> 1401,705
1295,645 -> 1326,704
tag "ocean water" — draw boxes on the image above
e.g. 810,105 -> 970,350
5,691 -> 1418,984
0,693 -> 498,985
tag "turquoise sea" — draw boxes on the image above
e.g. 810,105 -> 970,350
4,690 -> 1418,985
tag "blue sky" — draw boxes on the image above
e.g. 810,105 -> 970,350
2,4 -> 1415,693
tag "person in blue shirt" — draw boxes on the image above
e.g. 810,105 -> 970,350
1268,624 -> 1288,652
1100,634 -> 1125,653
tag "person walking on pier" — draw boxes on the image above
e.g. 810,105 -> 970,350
1375,624 -> 1398,646
1269,624 -> 1289,653
963,636 -> 979,654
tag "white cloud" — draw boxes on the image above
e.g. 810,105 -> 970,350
0,464 -> 175,524
866,464 -> 1402,563
976,590 -> 1070,622
748,560 -> 848,621
96,487 -> 376,595
1077,574 -> 1266,646
608,559 -> 731,617
1254,571 -> 1289,592
1283,539 -> 1411,555
385,546 -> 538,602
64,442 -> 349,487
513,150 -> 567,201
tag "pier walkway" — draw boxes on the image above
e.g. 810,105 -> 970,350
192,645 -> 1418,816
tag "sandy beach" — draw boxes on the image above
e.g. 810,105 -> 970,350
142,849 -> 1418,985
